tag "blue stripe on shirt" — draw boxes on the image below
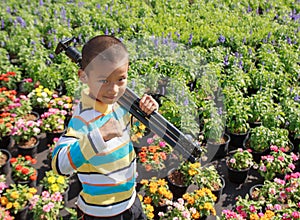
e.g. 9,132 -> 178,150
69,141 -> 87,168
89,142 -> 134,166
82,176 -> 135,195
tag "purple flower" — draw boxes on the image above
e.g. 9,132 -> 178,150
96,3 -> 101,9
105,28 -> 109,35
188,33 -> 193,45
1,19 -> 4,29
223,55 -> 229,66
218,34 -> 226,43
39,0 -> 43,6
247,5 -> 252,13
294,94 -> 300,102
183,98 -> 189,106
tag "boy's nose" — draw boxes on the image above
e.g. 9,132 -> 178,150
108,83 -> 118,94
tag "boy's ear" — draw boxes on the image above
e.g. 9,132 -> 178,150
78,69 -> 88,83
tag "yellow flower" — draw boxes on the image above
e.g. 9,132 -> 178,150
25,193 -> 34,200
57,176 -> 65,185
48,176 -> 56,184
157,179 -> 167,186
250,214 -> 259,220
145,204 -> 154,212
136,132 -> 143,138
13,202 -> 20,209
36,92 -> 42,97
10,191 -> 19,200
29,188 -> 37,194
50,184 -> 60,192
6,202 -> 13,209
140,179 -> 149,185
139,124 -> 146,130
147,212 -> 154,219
188,169 -> 198,176
192,211 -> 200,219
138,194 -> 143,202
0,197 -> 8,206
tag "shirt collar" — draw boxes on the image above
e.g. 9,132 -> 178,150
80,88 -> 113,114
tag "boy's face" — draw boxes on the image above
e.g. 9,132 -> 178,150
80,60 -> 128,104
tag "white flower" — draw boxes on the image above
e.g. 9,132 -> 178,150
41,92 -> 48,97
37,97 -> 43,103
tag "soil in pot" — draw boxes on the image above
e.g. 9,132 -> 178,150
16,136 -> 39,158
167,169 -> 188,200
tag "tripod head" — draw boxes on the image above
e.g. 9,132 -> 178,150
55,37 -> 82,67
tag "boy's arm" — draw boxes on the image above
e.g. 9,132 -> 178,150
51,127 -> 106,175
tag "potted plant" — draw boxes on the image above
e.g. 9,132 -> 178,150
182,188 -> 217,219
195,165 -> 225,203
10,118 -> 41,158
226,148 -> 254,183
27,85 -> 53,114
10,155 -> 38,187
0,88 -> 17,112
130,118 -> 148,146
136,134 -> 173,179
243,126 -> 272,163
0,112 -> 15,149
139,177 -> 173,218
40,108 -> 67,144
137,194 -> 154,220
8,95 -> 39,121
0,71 -> 21,91
167,160 -> 201,200
29,190 -> 64,220
0,184 -> 37,217
203,102 -> 229,163
49,94 -> 74,124
246,91 -> 272,128
0,206 -> 14,220
40,170 -> 70,205
271,128 -> 294,152
258,145 -> 299,180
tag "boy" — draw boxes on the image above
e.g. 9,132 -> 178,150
52,35 -> 158,219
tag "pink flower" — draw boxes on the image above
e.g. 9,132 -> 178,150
279,191 -> 287,200
288,163 -> 295,170
279,147 -> 286,152
229,158 -> 236,164
274,204 -> 281,210
259,165 -> 266,172
43,202 -> 54,212
291,153 -> 299,161
51,192 -> 63,202
269,188 -> 276,195
274,178 -> 285,185
297,202 -> 300,208
249,205 -> 256,212
159,141 -> 166,147
146,138 -> 154,144
270,145 -> 278,152
277,156 -> 285,161
42,191 -> 50,199
292,211 -> 300,219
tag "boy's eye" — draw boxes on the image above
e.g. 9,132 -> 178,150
99,80 -> 108,84
119,77 -> 127,82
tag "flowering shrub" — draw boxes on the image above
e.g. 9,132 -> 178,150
130,119 -> 147,143
0,71 -> 21,90
138,194 -> 154,220
0,184 -> 37,214
0,88 -> 16,112
40,170 -> 69,194
226,172 -> 300,219
28,85 -> 53,108
140,177 -> 173,207
227,148 -> 253,171
195,165 -> 223,191
0,112 -> 15,139
29,190 -> 63,219
258,145 -> 299,180
10,118 -> 41,144
137,135 -> 172,171
173,160 -> 201,186
49,94 -> 73,115
10,155 -> 37,182
7,95 -> 33,117
158,198 -> 191,220
182,188 -> 217,219
40,108 -> 67,133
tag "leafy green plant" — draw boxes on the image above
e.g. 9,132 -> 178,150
195,165 -> 223,191
227,148 -> 253,171
247,126 -> 272,152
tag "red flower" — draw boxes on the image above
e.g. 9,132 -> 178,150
21,167 -> 30,175
30,174 -> 37,181
31,158 -> 37,164
10,158 -> 17,164
25,155 -> 32,161
15,164 -> 23,171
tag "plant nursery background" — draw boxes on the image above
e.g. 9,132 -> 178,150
0,0 -> 300,219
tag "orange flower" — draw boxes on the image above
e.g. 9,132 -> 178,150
148,146 -> 157,153
21,167 -> 30,175
143,196 -> 152,204
138,152 -> 147,158
141,146 -> 147,152
140,157 -> 147,163
30,174 -> 37,181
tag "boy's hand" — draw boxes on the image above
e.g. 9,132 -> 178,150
139,94 -> 159,115
99,118 -> 123,142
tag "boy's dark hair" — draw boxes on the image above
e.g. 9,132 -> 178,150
81,35 -> 129,71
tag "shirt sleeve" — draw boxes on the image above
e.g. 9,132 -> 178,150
51,127 -> 107,175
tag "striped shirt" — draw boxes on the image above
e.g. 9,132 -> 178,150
52,89 -> 136,217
